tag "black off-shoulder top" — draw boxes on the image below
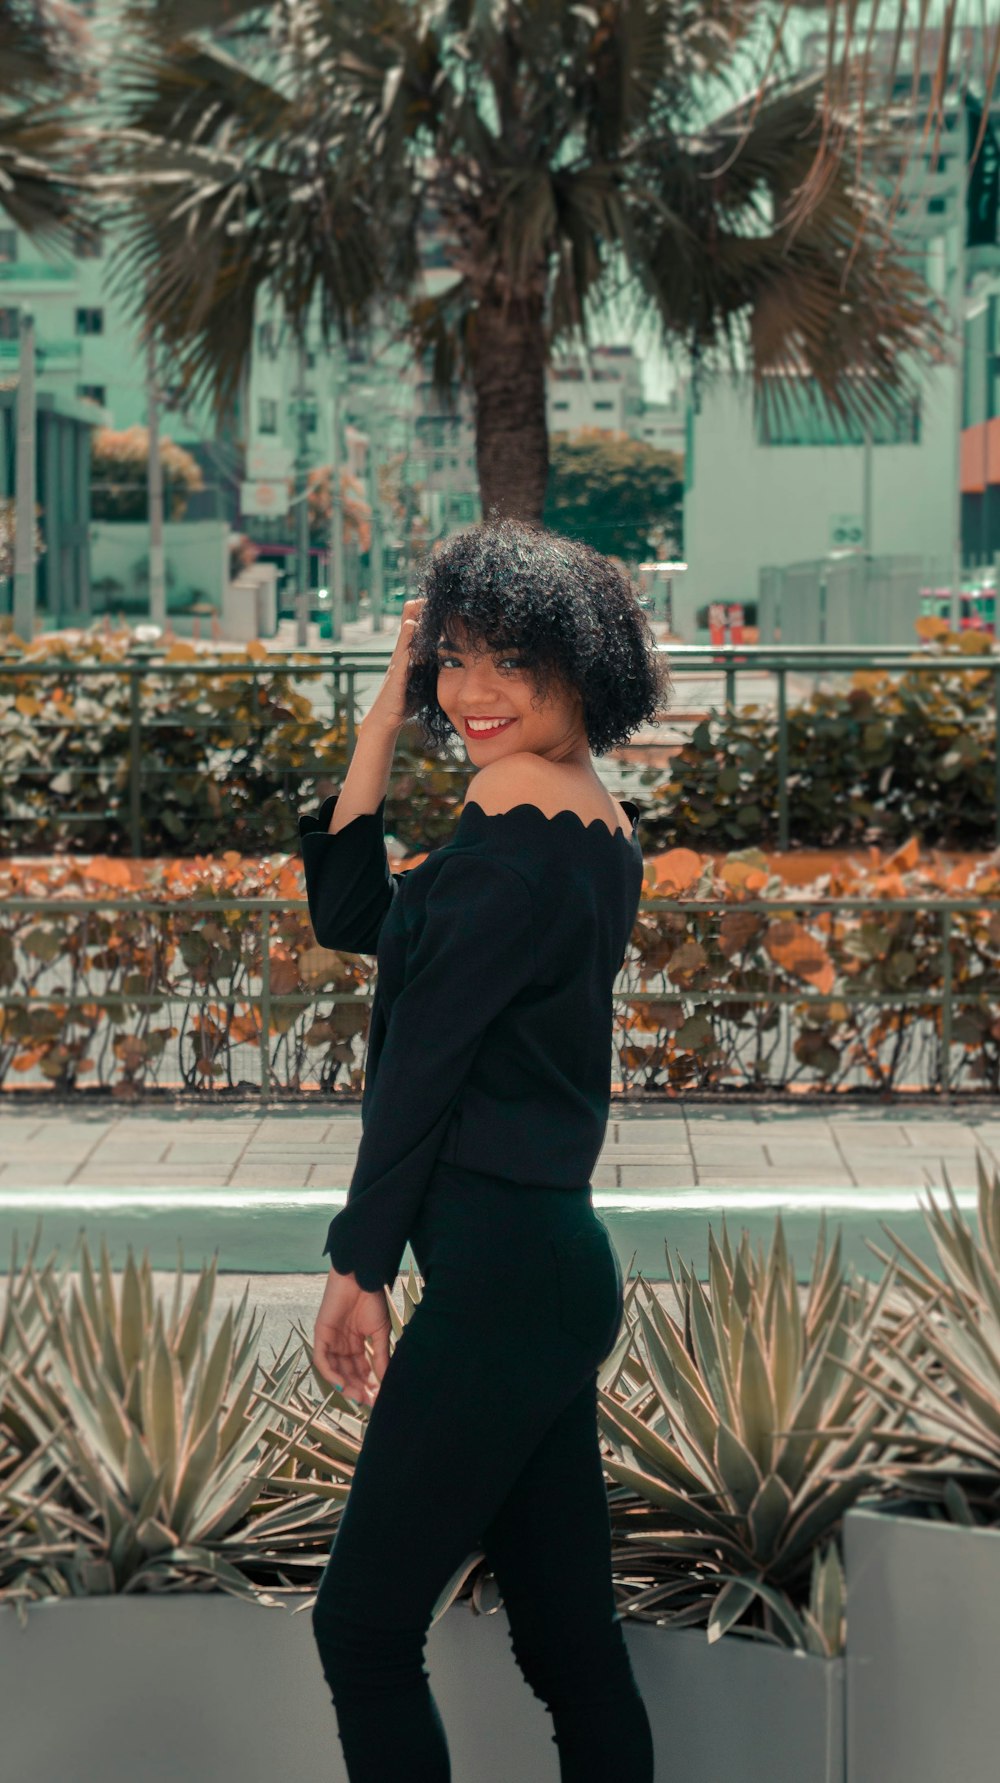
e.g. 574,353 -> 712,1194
297,791 -> 644,1291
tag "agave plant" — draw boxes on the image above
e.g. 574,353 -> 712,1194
598,1218 -> 899,1654
868,1154 -> 1000,1526
0,1230 -> 491,1627
0,1226 -> 357,1618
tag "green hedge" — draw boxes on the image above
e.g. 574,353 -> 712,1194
1,635 -> 997,856
649,653 -> 999,852
0,636 -> 464,857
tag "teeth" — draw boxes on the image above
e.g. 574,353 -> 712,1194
467,718 -> 513,732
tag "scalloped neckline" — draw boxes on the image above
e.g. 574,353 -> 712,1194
459,796 -> 641,844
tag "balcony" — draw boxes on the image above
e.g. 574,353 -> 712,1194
0,338 -> 83,368
0,259 -> 77,285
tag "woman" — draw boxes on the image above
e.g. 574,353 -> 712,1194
298,518 -> 669,1782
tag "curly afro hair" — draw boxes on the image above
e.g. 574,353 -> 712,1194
402,518 -> 672,757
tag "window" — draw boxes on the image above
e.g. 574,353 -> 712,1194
552,400 -> 570,411
0,307 -> 19,341
75,307 -> 104,336
258,397 -> 278,434
164,384 -> 187,412
0,229 -> 16,263
593,400 -> 614,411
257,321 -> 279,358
77,384 -> 106,406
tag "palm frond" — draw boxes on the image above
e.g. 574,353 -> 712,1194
119,0 -> 271,45
0,109 -> 89,242
0,0 -> 86,102
620,72 -> 945,435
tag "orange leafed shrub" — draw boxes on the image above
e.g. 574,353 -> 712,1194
0,842 -> 998,1098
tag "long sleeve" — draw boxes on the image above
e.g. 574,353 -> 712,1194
322,851 -> 537,1290
298,793 -> 402,953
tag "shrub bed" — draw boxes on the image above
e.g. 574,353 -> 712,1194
5,1165 -> 1000,1658
1,841 -> 997,1097
1,630 -> 998,856
650,638 -> 999,853
0,631 -> 463,857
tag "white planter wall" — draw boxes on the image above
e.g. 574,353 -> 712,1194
0,1593 -> 844,1783
845,1506 -> 1000,1783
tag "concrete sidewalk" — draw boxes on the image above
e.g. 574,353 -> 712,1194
1,1099 -> 997,1274
1,1099 -> 996,1191
2,1099 -> 997,1356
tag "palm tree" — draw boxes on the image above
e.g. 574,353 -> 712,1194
0,1 -> 92,245
102,0 -> 952,524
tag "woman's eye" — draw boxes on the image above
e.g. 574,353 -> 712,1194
437,655 -> 525,670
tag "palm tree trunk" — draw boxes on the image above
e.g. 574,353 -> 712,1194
470,293 -> 549,524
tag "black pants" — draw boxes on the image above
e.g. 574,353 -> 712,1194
311,1161 -> 654,1781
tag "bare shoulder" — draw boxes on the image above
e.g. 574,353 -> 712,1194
463,752 -> 563,817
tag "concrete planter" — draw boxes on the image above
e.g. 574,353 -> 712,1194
0,1591 -> 844,1782
845,1504 -> 999,1783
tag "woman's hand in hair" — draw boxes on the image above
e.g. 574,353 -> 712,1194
363,595 -> 427,737
312,1265 -> 391,1405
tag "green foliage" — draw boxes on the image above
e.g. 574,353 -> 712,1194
0,1228 -> 335,1612
0,633 -> 464,857
91,425 -> 206,522
102,0 -> 943,466
6,1200 -> 1000,1641
599,1220 -> 897,1653
653,653 -> 999,852
870,1155 -> 1000,1528
542,432 -> 684,561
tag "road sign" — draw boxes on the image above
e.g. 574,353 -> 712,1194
246,441 -> 293,480
241,479 -> 290,518
829,513 -> 864,549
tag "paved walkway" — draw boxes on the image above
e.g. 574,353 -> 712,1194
1,1098 -> 996,1259
2,1099 -> 997,1353
2,1099 -> 996,1191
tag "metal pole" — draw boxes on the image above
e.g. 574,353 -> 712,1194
859,420 -> 873,552
862,422 -> 873,616
346,667 -> 356,759
950,58 -> 969,632
146,330 -> 166,627
369,428 -> 384,633
294,341 -> 311,648
940,908 -> 953,1097
777,667 -> 789,849
13,309 -> 36,638
128,665 -> 142,857
329,368 -> 344,642
259,907 -> 271,1103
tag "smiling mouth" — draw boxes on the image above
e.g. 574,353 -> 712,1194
464,717 -> 518,736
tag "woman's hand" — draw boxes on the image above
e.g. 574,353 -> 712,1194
312,1265 -> 391,1406
362,596 -> 427,736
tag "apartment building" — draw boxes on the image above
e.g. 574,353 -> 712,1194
680,29 -> 1000,641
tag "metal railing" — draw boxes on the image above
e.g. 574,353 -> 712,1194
661,644 -> 1000,848
1,644 -> 998,852
0,890 -> 994,1100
